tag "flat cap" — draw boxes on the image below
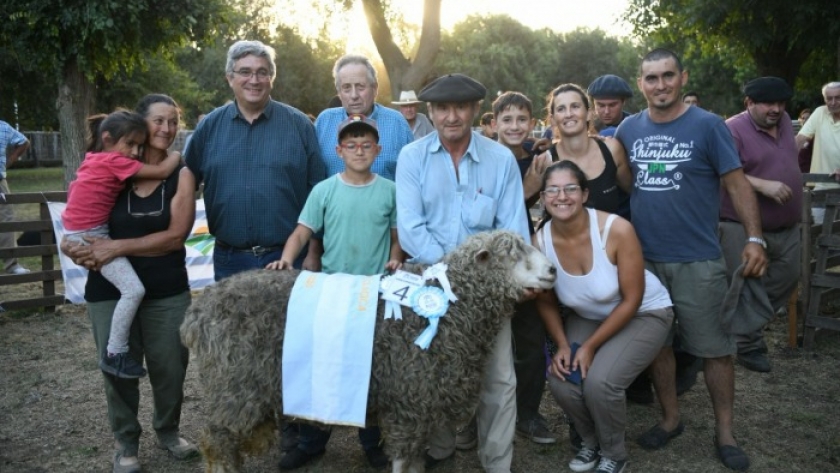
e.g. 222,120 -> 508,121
337,113 -> 379,141
743,77 -> 793,103
417,74 -> 486,103
587,74 -> 633,99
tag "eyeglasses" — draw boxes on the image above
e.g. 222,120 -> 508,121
231,68 -> 271,80
541,184 -> 581,198
128,182 -> 165,217
340,141 -> 376,152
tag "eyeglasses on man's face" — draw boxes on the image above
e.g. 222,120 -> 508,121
231,68 -> 271,80
541,184 -> 581,198
339,141 -> 376,152
128,182 -> 165,217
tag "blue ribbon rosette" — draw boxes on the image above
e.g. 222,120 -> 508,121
411,286 -> 449,349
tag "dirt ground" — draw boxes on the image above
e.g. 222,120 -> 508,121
1,286 -> 839,473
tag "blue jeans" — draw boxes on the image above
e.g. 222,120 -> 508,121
214,245 -> 305,281
297,424 -> 381,454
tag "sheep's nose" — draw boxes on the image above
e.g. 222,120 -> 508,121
548,266 -> 557,275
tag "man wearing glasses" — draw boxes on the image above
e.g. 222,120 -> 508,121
185,40 -> 325,281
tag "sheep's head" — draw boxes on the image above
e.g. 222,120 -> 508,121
444,230 -> 556,300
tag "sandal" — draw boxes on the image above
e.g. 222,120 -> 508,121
636,421 -> 685,450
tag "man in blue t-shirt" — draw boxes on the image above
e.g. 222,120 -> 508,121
615,48 -> 767,472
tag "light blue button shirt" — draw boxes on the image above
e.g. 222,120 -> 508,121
315,104 -> 414,180
396,131 -> 531,264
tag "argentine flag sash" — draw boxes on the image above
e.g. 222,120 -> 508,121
282,271 -> 380,427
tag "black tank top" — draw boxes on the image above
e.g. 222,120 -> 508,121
550,139 -> 620,213
85,165 -> 190,302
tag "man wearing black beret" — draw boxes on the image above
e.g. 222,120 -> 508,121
396,73 -> 531,473
720,77 -> 801,373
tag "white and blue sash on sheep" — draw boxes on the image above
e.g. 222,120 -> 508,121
282,271 -> 379,427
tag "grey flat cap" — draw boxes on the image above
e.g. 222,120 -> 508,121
417,74 -> 487,103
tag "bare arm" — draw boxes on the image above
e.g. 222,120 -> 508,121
134,151 -> 181,180
385,228 -> 405,272
535,289 -> 572,380
722,169 -> 768,277
607,137 -> 633,193
7,140 -> 30,166
795,133 -> 811,151
523,151 -> 551,206
267,224 -> 313,270
303,237 -> 323,272
744,174 -> 792,205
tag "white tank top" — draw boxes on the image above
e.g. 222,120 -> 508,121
539,208 -> 672,321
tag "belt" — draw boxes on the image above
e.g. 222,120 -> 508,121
214,239 -> 283,256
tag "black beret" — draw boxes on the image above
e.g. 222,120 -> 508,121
417,73 -> 487,103
587,74 -> 633,99
743,77 -> 793,103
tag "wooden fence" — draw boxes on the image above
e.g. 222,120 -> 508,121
0,192 -> 67,312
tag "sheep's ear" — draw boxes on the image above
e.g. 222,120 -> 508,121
474,248 -> 491,263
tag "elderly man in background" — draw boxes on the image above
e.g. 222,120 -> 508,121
721,77 -> 801,373
797,81 -> 840,223
314,54 -> 413,181
0,119 -> 31,275
397,73 -> 530,473
393,90 -> 435,140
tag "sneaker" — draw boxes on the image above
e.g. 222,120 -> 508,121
516,417 -> 557,444
112,450 -> 141,473
100,353 -> 147,379
455,420 -> 477,450
595,456 -> 627,473
569,446 -> 600,472
157,437 -> 199,460
7,265 -> 30,275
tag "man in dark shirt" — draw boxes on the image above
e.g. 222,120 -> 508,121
185,40 -> 325,281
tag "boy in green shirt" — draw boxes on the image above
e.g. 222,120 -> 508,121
267,113 -> 403,469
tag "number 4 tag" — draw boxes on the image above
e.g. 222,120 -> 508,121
381,270 -> 423,306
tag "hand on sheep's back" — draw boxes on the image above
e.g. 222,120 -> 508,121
265,259 -> 294,270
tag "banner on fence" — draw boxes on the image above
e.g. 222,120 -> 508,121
47,200 -> 216,304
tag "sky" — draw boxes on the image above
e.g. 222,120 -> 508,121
280,0 -> 632,52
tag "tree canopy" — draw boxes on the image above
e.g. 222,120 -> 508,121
0,0 -> 232,183
623,0 -> 840,102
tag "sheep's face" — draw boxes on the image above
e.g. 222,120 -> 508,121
509,243 -> 556,291
470,231 -> 556,292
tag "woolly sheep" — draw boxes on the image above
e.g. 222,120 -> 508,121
180,229 -> 557,473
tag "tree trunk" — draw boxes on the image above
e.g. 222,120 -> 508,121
361,0 -> 441,99
56,60 -> 95,189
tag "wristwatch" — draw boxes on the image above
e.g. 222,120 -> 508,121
746,236 -> 767,249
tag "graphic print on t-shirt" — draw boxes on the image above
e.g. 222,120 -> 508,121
627,134 -> 694,192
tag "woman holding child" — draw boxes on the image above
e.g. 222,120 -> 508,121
534,160 -> 672,473
63,94 -> 197,473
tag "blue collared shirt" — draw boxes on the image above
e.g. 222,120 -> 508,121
0,120 -> 27,177
185,100 -> 325,248
315,104 -> 414,180
396,131 -> 531,264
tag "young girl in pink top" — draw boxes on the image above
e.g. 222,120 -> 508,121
62,110 -> 180,379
